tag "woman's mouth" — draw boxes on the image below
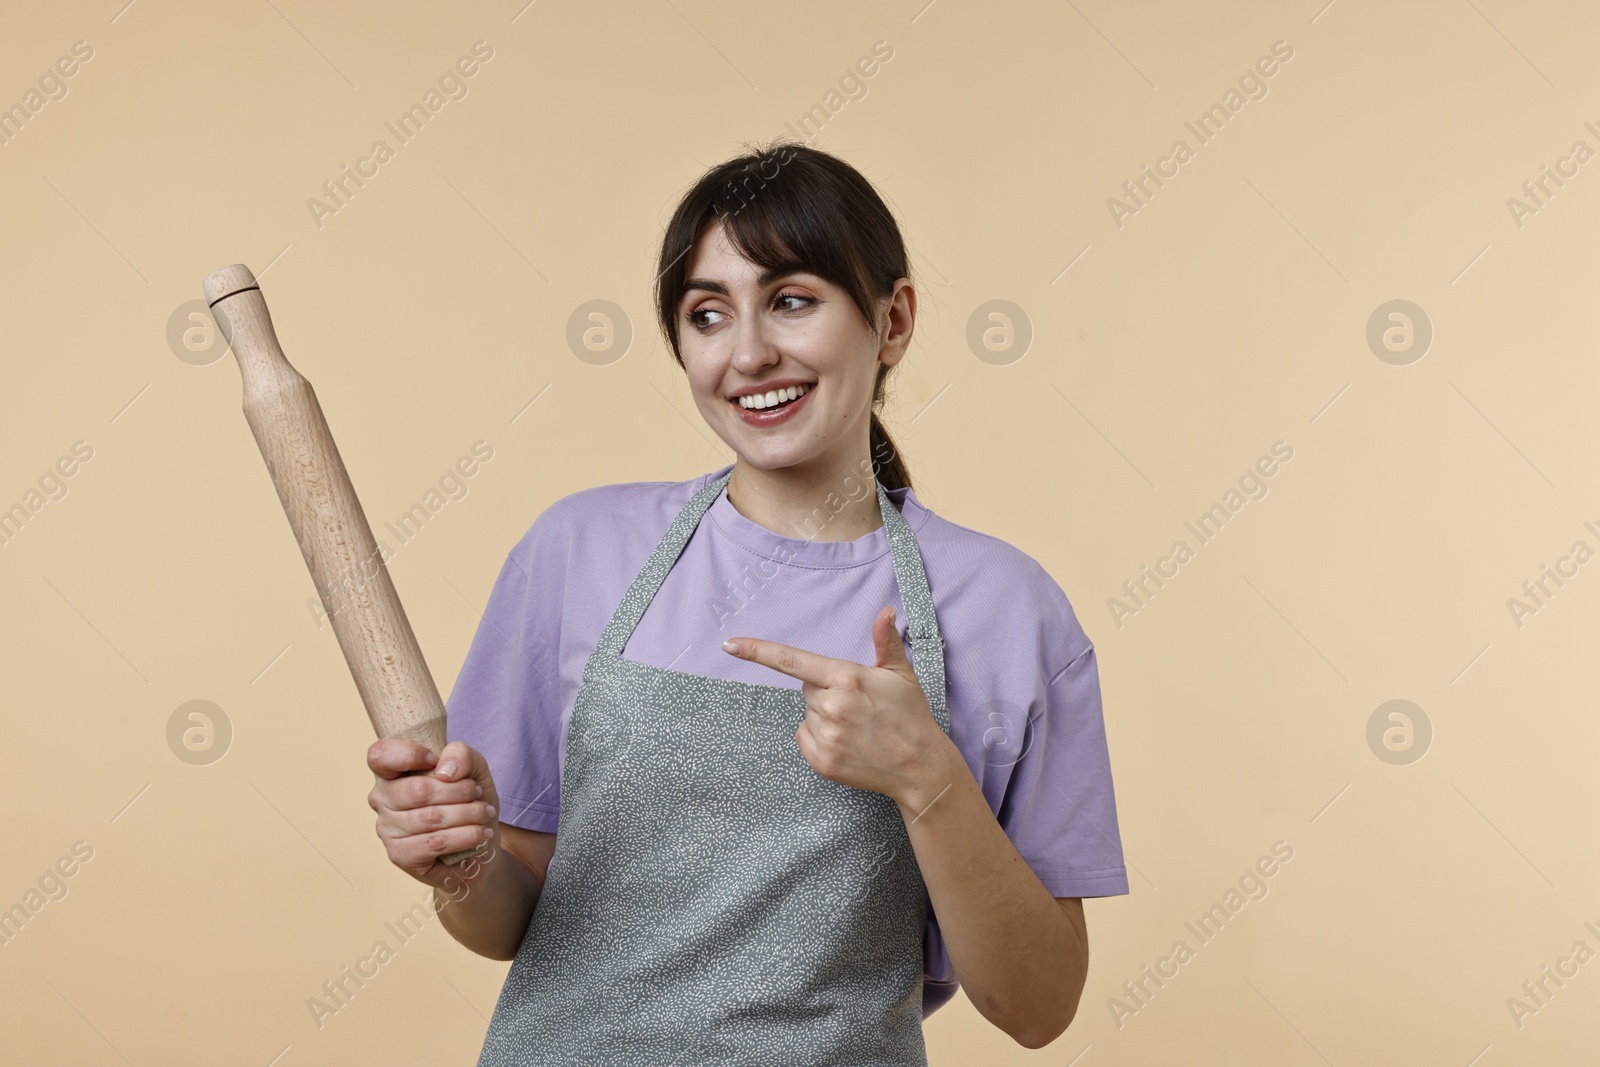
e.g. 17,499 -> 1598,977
730,383 -> 814,427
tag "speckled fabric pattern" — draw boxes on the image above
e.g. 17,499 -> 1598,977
475,471 -> 950,1066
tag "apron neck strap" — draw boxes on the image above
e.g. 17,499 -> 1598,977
589,470 -> 948,721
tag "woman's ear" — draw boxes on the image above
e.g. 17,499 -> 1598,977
877,279 -> 916,368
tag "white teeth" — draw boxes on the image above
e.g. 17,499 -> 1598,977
738,383 -> 811,410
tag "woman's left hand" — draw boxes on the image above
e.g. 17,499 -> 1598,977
721,606 -> 953,805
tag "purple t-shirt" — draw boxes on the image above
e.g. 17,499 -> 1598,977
446,463 -> 1129,1018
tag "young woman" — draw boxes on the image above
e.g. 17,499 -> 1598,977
366,142 -> 1128,1063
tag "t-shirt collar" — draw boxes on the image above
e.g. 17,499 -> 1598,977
700,462 -> 918,569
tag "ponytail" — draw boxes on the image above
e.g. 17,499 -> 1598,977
869,412 -> 910,493
655,141 -> 918,493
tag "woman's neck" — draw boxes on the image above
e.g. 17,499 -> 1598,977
724,452 -> 888,543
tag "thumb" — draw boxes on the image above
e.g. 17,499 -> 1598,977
872,605 -> 916,678
433,741 -> 497,803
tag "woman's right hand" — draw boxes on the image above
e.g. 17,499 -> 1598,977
367,738 -> 500,888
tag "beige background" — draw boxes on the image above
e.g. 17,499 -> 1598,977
1,0 -> 1596,1062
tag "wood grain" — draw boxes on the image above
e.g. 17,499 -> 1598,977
204,263 -> 486,868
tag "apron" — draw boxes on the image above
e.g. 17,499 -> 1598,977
476,469 -> 950,1066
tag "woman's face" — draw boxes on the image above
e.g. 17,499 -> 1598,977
676,221 -> 912,475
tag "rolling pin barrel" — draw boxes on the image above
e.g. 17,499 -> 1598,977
205,264 -> 483,867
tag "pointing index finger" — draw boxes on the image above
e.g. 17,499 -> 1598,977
722,637 -> 843,687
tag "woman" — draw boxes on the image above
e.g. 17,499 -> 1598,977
366,142 -> 1129,1062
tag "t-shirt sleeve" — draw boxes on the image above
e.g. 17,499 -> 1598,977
922,561 -> 1129,1019
443,514 -> 567,834
999,638 -> 1129,897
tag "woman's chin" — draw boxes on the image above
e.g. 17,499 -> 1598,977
731,445 -> 806,471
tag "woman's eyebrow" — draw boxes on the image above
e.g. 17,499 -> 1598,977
682,265 -> 810,297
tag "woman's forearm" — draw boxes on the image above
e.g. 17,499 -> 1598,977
434,841 -> 544,960
893,735 -> 1088,1047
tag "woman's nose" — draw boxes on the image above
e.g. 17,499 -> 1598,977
729,315 -> 780,374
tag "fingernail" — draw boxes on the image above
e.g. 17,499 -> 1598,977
439,760 -> 458,777
485,805 -> 497,818
482,826 -> 494,839
721,640 -> 739,653
474,783 -> 484,798
424,750 -> 438,765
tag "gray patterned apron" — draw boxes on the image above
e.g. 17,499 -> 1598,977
475,469 -> 950,1066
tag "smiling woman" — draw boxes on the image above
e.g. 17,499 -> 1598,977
654,142 -> 916,502
369,141 -> 1130,1064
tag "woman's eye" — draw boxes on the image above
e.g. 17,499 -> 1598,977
687,293 -> 812,332
687,308 -> 724,331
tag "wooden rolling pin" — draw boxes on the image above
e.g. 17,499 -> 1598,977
204,263 -> 485,867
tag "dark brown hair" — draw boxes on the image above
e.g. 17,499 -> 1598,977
653,139 -> 914,491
